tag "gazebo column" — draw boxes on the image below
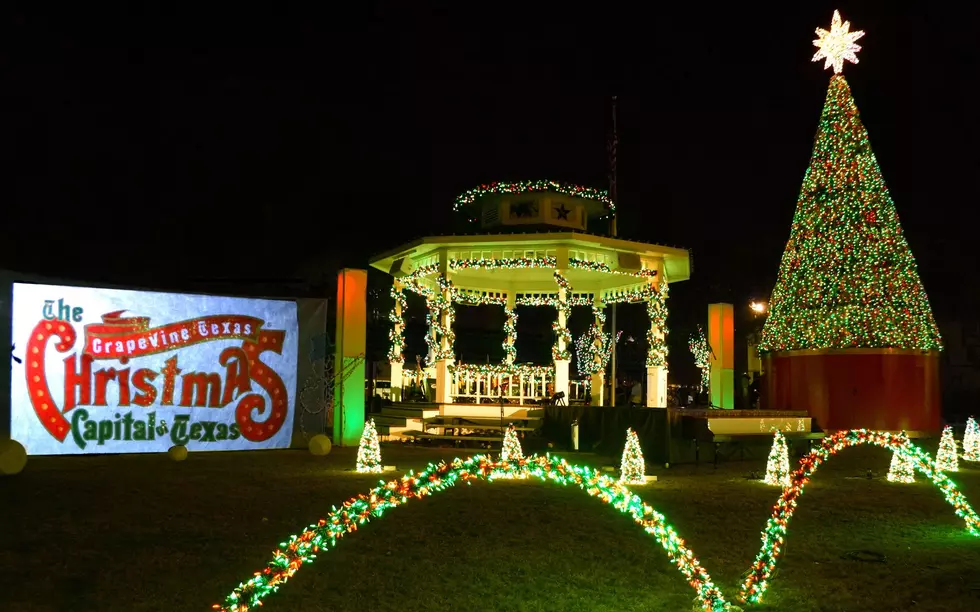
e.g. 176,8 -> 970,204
503,292 -> 517,364
388,280 -> 406,402
589,295 -> 605,406
433,258 -> 455,404
553,271 -> 571,403
645,278 -> 669,408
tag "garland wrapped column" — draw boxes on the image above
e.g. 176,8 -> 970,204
645,278 -> 669,407
552,271 -> 572,402
503,293 -> 517,365
387,282 -> 407,401
430,272 -> 456,403
590,296 -> 606,405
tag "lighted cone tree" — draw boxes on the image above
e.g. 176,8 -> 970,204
619,428 -> 646,485
764,430 -> 791,486
757,17 -> 942,353
355,419 -> 382,473
963,417 -> 980,462
937,425 -> 959,472
887,432 -> 915,483
500,425 -> 524,463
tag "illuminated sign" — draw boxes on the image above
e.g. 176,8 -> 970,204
10,283 -> 298,455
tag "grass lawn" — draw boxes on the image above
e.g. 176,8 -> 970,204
3,442 -> 980,611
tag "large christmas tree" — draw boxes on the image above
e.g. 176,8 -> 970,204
759,11 -> 942,353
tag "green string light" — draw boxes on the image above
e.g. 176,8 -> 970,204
215,431 -> 980,612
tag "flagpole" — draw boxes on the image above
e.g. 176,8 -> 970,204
609,95 -> 618,407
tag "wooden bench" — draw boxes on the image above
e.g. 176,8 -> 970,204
699,432 -> 827,467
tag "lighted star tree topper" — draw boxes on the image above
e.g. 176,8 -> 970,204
764,430 -> 791,487
937,425 -> 959,472
355,419 -> 383,473
887,432 -> 915,483
758,10 -> 942,353
963,417 -> 980,462
812,10 -> 864,74
619,428 -> 646,485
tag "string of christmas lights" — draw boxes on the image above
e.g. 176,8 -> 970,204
619,428 -> 646,485
452,180 -> 616,213
515,294 -> 593,307
758,73 -> 942,352
355,420 -> 382,473
886,432 -> 915,483
568,258 -> 657,278
502,307 -> 518,363
216,431 -> 980,612
450,257 -> 557,271
689,325 -> 711,393
423,275 -> 456,363
214,454 -> 729,612
448,362 -> 554,381
575,307 -> 613,378
964,417 -> 980,462
936,425 -> 958,472
738,430 -> 980,605
764,431 -> 790,487
646,280 -> 669,369
405,262 -> 441,281
387,285 -> 407,365
552,271 -> 572,361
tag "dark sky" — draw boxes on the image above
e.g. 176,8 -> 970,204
4,3 -> 979,326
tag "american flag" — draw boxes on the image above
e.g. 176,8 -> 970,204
607,95 -> 618,202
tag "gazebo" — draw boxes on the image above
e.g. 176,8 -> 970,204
370,180 -> 690,411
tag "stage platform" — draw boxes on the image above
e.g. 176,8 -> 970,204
375,402 -> 934,464
373,402 -> 544,441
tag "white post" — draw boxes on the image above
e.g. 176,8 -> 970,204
553,270 -> 570,404
590,294 -> 605,406
389,280 -> 404,402
645,275 -> 669,408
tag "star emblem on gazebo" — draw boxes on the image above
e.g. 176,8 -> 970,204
553,203 -> 571,220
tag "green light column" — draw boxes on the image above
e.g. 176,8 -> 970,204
334,269 -> 367,446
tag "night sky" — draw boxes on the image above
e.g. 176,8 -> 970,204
5,4 -> 978,332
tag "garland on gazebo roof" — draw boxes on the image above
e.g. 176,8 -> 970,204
453,180 -> 616,213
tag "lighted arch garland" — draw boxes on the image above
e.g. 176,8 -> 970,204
739,429 -> 980,605
214,454 -> 729,612
216,431 -> 980,612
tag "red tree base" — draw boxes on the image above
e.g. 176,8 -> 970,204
762,350 -> 941,433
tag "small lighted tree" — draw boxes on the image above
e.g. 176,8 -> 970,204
886,431 -> 915,483
936,425 -> 958,472
501,424 -> 524,463
963,417 -> 980,462
355,419 -> 382,473
764,430 -> 791,486
688,325 -> 711,394
619,428 -> 646,485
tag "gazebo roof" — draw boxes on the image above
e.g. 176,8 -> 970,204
370,231 -> 690,290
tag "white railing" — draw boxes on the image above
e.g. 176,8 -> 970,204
450,364 -> 554,404
569,380 -> 589,402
